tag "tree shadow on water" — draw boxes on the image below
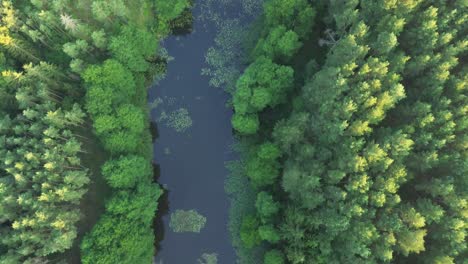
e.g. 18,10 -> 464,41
150,121 -> 160,143
152,163 -> 170,255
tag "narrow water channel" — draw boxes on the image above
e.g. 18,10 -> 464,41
149,5 -> 237,264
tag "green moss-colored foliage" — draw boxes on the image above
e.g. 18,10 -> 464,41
91,29 -> 107,49
109,25 -> 158,72
231,57 -> 293,135
255,192 -> 279,222
94,105 -> 145,153
258,225 -> 280,243
433,256 -> 455,264
0,0 -> 190,262
105,184 -> 162,221
246,143 -> 281,187
90,0 -> 127,22
224,0 -> 467,263
253,25 -> 302,61
169,209 -> 207,233
397,229 -> 427,256
80,214 -> 155,264
155,0 -> 191,21
264,250 -> 285,264
102,155 -> 152,188
63,39 -> 89,58
81,183 -> 162,264
83,59 -> 148,153
83,59 -> 136,116
80,174 -> 162,264
197,253 -> 218,264
233,57 -> 294,114
231,113 -> 259,135
225,156 -> 266,263
263,0 -> 315,38
240,214 -> 262,248
104,131 -> 141,154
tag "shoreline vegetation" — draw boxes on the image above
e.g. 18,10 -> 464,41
204,0 -> 467,263
0,0 -> 193,263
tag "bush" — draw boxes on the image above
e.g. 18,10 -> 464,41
240,215 -> 261,248
83,60 -> 136,116
264,250 -> 284,264
80,214 -> 155,264
102,155 -> 152,188
109,25 -> 158,72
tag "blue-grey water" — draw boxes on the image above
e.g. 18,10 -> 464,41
150,6 -> 237,264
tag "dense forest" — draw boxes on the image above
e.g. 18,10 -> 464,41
0,0 -> 190,263
0,0 -> 466,263
225,0 -> 467,263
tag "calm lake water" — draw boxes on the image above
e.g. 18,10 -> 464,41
150,5 -> 237,264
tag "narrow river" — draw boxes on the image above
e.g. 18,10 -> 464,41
149,5 -> 237,264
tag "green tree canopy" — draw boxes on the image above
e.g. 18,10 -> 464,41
102,155 -> 152,189
154,0 -> 191,21
109,25 -> 158,72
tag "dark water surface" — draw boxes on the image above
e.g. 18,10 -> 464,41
150,6 -> 237,264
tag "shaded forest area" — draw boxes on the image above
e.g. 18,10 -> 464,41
219,0 -> 467,263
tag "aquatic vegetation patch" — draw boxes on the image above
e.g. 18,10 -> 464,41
155,108 -> 193,133
197,253 -> 218,264
150,97 -> 164,109
165,96 -> 177,105
169,209 -> 207,233
150,94 -> 192,133
166,108 -> 193,132
164,147 -> 171,155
